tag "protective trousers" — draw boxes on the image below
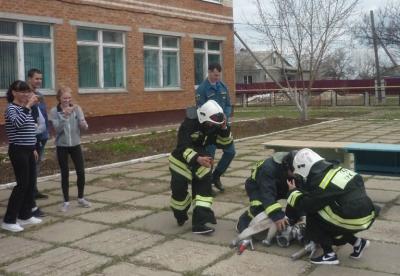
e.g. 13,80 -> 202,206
169,169 -> 216,227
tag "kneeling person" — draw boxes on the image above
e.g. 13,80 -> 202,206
287,148 -> 379,265
237,152 -> 304,235
169,100 -> 233,235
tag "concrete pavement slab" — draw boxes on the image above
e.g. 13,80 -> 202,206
90,262 -> 181,276
337,241 -> 400,275
359,219 -> 400,244
87,189 -> 145,203
202,250 -> 309,276
25,219 -> 109,243
37,179 -> 60,191
78,206 -> 153,224
382,205 -> 400,222
0,236 -> 52,265
182,219 -> 236,246
223,206 -> 247,220
130,180 -> 170,193
90,176 -> 142,189
227,160 -> 253,169
47,184 -> 110,197
365,178 -> 400,191
0,189 -> 11,202
72,228 -> 164,257
211,201 -> 245,218
123,162 -> 163,170
309,265 -> 393,276
88,166 -> 138,176
365,189 -> 400,203
220,176 -> 245,187
225,169 -> 251,178
45,201 -> 107,217
125,169 -> 168,179
3,247 -> 110,276
128,211 -> 191,235
132,238 -> 230,272
125,194 -> 170,209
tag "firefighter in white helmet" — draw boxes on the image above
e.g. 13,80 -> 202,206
287,148 -> 380,265
168,100 -> 233,234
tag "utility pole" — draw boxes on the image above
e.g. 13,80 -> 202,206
370,10 -> 384,103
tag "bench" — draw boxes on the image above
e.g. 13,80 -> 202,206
262,140 -> 352,168
344,143 -> 400,175
263,140 -> 400,175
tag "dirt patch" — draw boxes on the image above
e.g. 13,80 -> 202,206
0,117 -> 321,184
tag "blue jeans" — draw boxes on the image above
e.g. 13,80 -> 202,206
206,142 -> 236,175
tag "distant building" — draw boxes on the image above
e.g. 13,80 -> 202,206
235,49 -> 298,84
0,0 -> 235,141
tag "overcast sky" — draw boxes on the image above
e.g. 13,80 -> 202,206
233,0 -> 392,50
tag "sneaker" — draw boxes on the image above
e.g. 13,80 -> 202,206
1,222 -> 24,232
60,202 -> 70,212
77,198 -> 91,208
17,217 -> 42,226
213,177 -> 225,192
32,208 -> 46,217
310,252 -> 339,265
35,192 -> 49,200
192,225 -> 215,235
350,238 -> 370,259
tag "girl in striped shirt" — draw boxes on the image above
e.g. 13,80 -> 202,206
2,80 -> 43,232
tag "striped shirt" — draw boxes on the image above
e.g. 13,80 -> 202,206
5,103 -> 37,146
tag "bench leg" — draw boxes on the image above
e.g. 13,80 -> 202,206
343,152 -> 353,169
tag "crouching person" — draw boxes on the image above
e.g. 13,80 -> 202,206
236,151 -> 304,235
169,100 -> 233,235
287,148 -> 380,265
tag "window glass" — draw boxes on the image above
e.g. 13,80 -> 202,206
163,51 -> 178,87
103,31 -> 123,43
0,21 -> 17,35
77,28 -> 98,41
208,41 -> 220,51
23,23 -> 50,38
24,42 -> 52,88
103,47 -> 123,88
144,35 -> 159,46
194,53 -> 205,85
162,36 -> 177,48
144,49 -> 159,87
208,53 -> 220,65
0,41 -> 17,89
194,40 -> 205,49
78,46 -> 99,87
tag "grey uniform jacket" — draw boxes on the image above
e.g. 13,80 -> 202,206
50,104 -> 87,147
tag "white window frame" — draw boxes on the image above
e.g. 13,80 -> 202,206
0,20 -> 55,95
244,75 -> 253,84
194,39 -> 222,87
77,28 -> 127,93
143,34 -> 181,91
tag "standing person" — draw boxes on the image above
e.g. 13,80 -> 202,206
196,63 -> 235,192
169,100 -> 233,234
2,80 -> 42,232
27,68 -> 49,200
287,148 -> 379,265
236,151 -> 304,234
50,86 -> 90,212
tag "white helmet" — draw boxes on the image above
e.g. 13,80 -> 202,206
293,148 -> 324,179
197,100 -> 225,125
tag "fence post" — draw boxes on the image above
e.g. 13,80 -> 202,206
272,91 -> 275,106
364,92 -> 369,106
332,91 -> 337,106
242,94 -> 247,107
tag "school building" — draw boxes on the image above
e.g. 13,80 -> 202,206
0,0 -> 235,141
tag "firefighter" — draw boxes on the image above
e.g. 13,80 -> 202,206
287,148 -> 379,265
169,100 -> 233,235
236,151 -> 304,234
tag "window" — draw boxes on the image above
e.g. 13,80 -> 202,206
77,28 -> 125,89
143,34 -> 180,89
0,20 -> 53,90
194,39 -> 221,85
244,75 -> 253,84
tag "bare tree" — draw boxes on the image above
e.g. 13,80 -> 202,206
318,48 -> 355,79
353,1 -> 400,60
249,0 -> 359,120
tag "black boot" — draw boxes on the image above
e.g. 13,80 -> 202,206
212,170 -> 225,192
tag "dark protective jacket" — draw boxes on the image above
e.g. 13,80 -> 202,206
287,161 -> 378,232
245,154 -> 290,222
169,107 -> 233,180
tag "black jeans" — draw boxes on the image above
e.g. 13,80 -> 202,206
3,145 -> 36,223
56,145 -> 85,202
